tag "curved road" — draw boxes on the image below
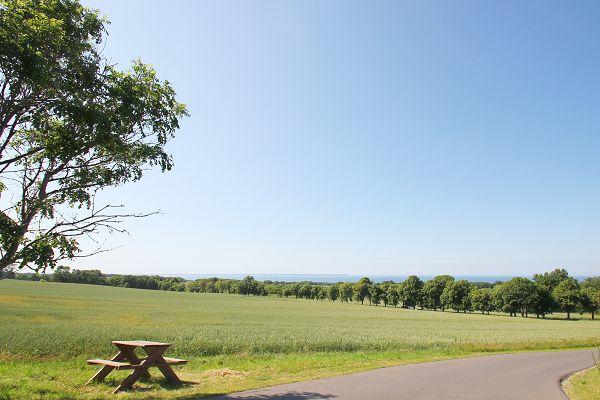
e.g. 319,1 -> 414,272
213,350 -> 594,400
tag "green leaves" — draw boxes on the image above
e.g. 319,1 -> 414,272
0,0 -> 187,272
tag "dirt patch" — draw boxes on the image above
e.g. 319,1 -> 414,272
203,368 -> 248,378
0,295 -> 24,304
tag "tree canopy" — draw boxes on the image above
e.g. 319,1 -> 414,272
0,0 -> 188,273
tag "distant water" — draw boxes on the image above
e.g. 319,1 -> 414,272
165,273 -> 521,283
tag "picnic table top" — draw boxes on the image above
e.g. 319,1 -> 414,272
112,340 -> 171,347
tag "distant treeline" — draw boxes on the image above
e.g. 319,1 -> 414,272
5,267 -> 600,320
5,267 -> 188,292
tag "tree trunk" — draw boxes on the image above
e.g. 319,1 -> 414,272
566,311 -> 570,320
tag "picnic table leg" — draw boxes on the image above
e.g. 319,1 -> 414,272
86,351 -> 126,385
142,346 -> 182,385
115,344 -> 151,380
113,346 -> 167,393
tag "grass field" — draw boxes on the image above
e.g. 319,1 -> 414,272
1,280 -> 599,399
564,367 -> 600,400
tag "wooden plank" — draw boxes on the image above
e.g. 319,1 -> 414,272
112,340 -> 171,347
87,359 -> 137,370
162,357 -> 188,365
85,350 -> 128,384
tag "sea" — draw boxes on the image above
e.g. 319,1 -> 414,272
166,274 -> 525,283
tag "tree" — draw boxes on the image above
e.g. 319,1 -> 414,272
531,284 -> 553,318
440,280 -> 474,313
470,288 -> 493,314
579,287 -> 600,320
379,281 -> 394,307
316,286 -> 327,301
421,275 -> 454,311
216,279 -> 234,294
237,276 -> 259,295
398,275 -> 423,309
494,277 -> 538,317
581,277 -> 600,291
339,283 -> 353,303
0,0 -> 188,274
533,268 -> 571,312
369,284 -> 382,306
310,285 -> 321,300
327,284 -> 340,302
282,285 -> 294,298
353,277 -> 372,305
533,268 -> 570,292
387,285 -> 400,307
552,279 -> 580,320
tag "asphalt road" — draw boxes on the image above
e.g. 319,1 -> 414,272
212,350 -> 594,400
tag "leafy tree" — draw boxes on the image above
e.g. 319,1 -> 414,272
369,284 -> 383,306
327,284 -> 340,302
353,277 -> 372,305
0,0 -> 187,274
378,281 -> 395,307
0,268 -> 15,279
398,275 -> 423,309
421,275 -> 454,311
579,287 -> 600,320
339,282 -> 353,303
298,283 -> 312,299
470,287 -> 494,314
387,285 -> 400,307
237,276 -> 259,295
440,280 -> 474,313
310,285 -> 321,300
533,268 -> 570,292
316,286 -> 327,301
472,281 -> 494,289
531,284 -> 553,318
265,283 -> 282,297
581,277 -> 600,291
533,268 -> 571,312
552,278 -> 581,320
493,277 -> 538,317
216,279 -> 234,294
282,285 -> 294,298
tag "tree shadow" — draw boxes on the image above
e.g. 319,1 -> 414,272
200,392 -> 336,400
124,378 -> 198,392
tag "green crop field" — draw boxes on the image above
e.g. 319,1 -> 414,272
1,280 -> 599,399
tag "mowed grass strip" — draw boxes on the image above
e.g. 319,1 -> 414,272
0,280 -> 599,399
563,367 -> 600,400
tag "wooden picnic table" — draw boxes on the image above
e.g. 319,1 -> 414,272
86,340 -> 187,393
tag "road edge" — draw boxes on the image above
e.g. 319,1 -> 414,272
558,365 -> 595,400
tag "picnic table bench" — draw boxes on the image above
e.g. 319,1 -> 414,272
86,340 -> 187,393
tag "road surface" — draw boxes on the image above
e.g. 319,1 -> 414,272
212,349 -> 594,400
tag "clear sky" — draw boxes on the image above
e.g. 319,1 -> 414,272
79,0 -> 600,276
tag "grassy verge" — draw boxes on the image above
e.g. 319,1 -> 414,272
0,348 -> 592,400
563,367 -> 600,400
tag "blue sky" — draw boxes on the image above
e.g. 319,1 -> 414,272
79,0 -> 600,276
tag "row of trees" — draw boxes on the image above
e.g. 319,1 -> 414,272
7,268 -> 600,320
9,266 -> 188,292
187,270 -> 600,320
